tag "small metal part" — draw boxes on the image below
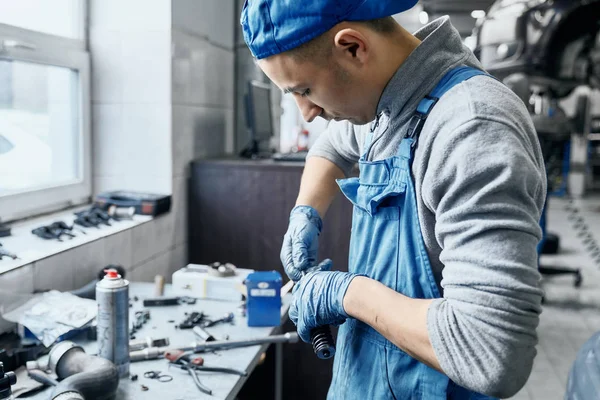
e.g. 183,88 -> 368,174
141,384 -> 149,391
108,205 -> 135,219
144,370 -> 173,382
130,347 -> 165,362
130,336 -> 170,351
193,326 -> 216,342
131,374 -> 138,381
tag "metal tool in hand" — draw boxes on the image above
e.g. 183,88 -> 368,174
143,370 -> 173,382
287,274 -> 336,360
165,350 -> 246,395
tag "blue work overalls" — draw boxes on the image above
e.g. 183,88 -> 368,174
330,67 -> 497,400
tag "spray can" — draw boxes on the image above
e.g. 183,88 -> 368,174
96,269 -> 130,377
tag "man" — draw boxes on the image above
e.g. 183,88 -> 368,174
241,1 -> 546,399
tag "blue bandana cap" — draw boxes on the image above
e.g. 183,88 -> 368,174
241,0 -> 419,60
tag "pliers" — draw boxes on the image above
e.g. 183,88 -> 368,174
165,350 -> 247,395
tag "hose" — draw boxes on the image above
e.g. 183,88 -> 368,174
48,342 -> 119,400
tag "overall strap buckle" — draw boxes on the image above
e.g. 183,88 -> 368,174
405,95 -> 439,143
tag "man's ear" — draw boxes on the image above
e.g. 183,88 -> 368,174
333,28 -> 368,64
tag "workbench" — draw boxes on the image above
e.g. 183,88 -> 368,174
26,282 -> 292,400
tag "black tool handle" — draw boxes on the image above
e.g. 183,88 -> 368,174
310,326 -> 335,359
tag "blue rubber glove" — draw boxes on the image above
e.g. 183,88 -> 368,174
280,205 -> 323,282
289,259 -> 361,343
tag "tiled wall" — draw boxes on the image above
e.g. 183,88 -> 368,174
89,0 -> 173,195
0,0 -> 236,332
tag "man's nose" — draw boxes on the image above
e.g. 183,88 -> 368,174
294,95 -> 323,123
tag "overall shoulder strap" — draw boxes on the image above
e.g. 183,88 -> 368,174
399,66 -> 490,158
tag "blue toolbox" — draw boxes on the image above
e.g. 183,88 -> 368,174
245,271 -> 282,327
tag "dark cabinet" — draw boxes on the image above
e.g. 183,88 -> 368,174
188,158 -> 353,275
188,158 -> 354,399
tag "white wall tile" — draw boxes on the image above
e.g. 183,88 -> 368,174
166,242 -> 188,281
172,175 -> 187,246
34,253 -> 76,292
89,28 -> 124,103
33,240 -> 107,292
90,0 -> 171,32
121,103 -> 172,175
93,104 -> 171,181
104,230 -> 134,270
122,30 -> 171,104
0,264 -> 34,333
72,240 -> 107,289
172,30 -> 234,108
172,105 -> 196,177
93,174 -> 172,196
192,108 -> 228,159
128,245 -> 180,283
172,0 -> 235,49
92,104 -> 123,177
131,215 -> 175,266
235,0 -> 247,47
89,0 -> 125,31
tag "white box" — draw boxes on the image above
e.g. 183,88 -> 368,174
171,264 -> 254,301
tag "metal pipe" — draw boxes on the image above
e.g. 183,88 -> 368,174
184,332 -> 299,353
129,332 -> 299,362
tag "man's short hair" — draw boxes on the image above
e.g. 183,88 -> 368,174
288,16 -> 398,64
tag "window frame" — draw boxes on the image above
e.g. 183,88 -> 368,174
0,12 -> 91,223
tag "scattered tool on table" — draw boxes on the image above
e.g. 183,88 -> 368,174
143,296 -> 196,307
178,312 -> 206,329
165,350 -> 246,395
203,312 -> 235,328
143,370 -> 172,383
130,310 -> 151,339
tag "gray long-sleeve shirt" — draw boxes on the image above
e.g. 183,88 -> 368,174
307,17 -> 546,398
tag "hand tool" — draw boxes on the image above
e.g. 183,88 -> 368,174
165,350 -> 246,395
203,312 -> 234,328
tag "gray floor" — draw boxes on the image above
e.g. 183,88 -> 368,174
510,196 -> 600,400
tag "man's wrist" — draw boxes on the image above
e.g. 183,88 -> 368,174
341,275 -> 369,319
